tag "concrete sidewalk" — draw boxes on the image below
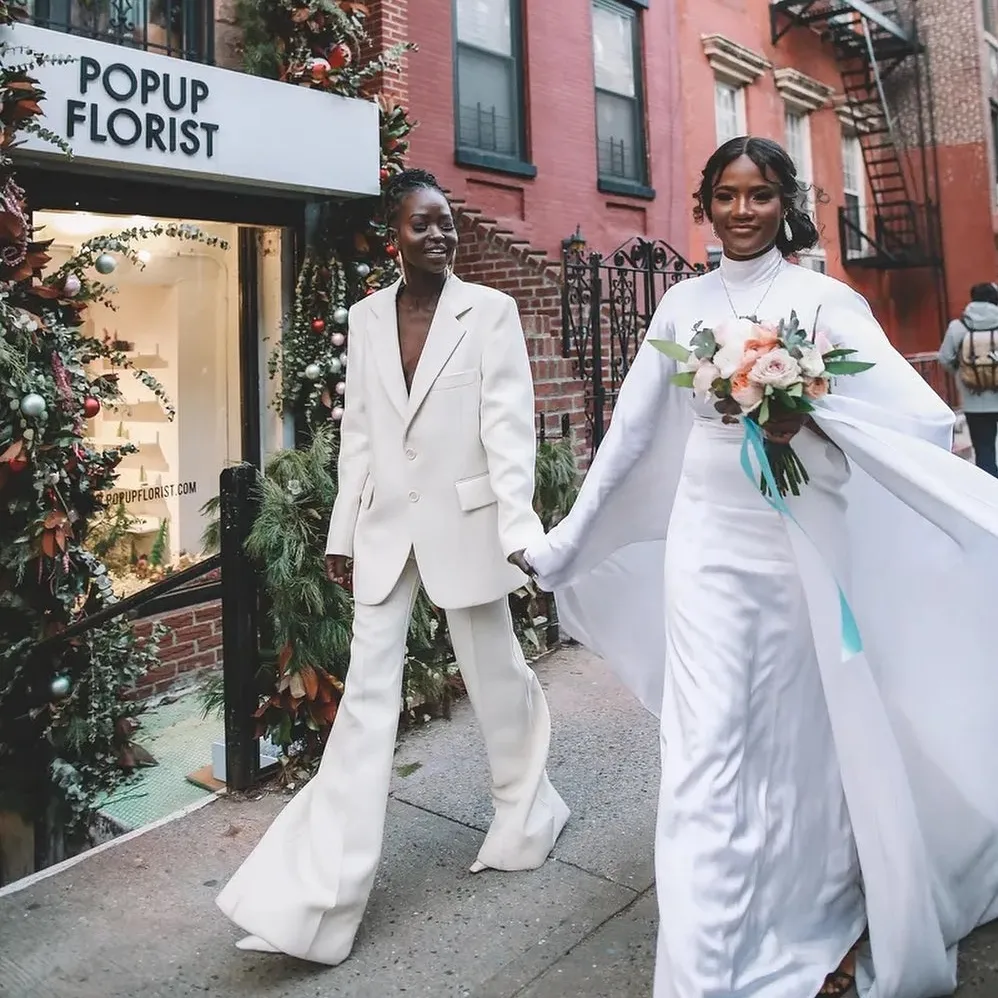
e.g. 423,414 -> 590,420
1,647 -> 996,998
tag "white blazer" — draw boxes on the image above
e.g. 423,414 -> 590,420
325,275 -> 545,609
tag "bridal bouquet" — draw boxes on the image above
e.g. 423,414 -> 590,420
652,312 -> 874,498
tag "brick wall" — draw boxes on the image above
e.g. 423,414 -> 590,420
360,0 -> 410,104
448,201 -> 590,461
128,602 -> 223,700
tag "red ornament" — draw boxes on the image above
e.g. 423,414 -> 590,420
386,243 -> 398,258
365,287 -> 376,296
328,42 -> 352,70
9,455 -> 28,473
310,57 -> 330,81
311,318 -> 326,333
379,167 -> 390,184
83,396 -> 101,418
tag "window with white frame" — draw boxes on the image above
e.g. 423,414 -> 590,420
714,81 -> 746,146
841,133 -> 867,258
783,109 -> 814,215
455,0 -> 524,160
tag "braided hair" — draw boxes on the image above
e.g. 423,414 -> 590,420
693,136 -> 822,256
383,168 -> 449,228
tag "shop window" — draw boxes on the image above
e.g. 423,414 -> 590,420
23,0 -> 214,64
592,0 -> 649,194
454,0 -> 533,175
37,210 -> 251,595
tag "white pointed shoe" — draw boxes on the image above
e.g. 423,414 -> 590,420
468,859 -> 488,874
236,934 -> 280,954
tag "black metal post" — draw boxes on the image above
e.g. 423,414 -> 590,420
589,250 -> 605,453
220,463 -> 261,791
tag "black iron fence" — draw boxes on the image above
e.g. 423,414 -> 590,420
562,235 -> 705,456
24,0 -> 215,64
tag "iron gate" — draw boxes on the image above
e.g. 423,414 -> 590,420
562,236 -> 706,456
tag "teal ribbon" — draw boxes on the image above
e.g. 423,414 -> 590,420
740,418 -> 863,660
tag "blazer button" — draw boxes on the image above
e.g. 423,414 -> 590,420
405,448 -> 417,461
408,490 -> 420,502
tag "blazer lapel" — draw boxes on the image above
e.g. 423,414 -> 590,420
367,279 -> 408,421
405,275 -> 472,429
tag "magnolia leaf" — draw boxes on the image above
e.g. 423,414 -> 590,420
301,665 -> 319,701
825,360 -> 876,375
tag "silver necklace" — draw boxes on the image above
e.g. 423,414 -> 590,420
718,261 -> 784,320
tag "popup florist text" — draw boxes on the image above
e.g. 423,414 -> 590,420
67,56 -> 219,158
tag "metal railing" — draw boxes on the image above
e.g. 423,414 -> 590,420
21,0 -> 215,64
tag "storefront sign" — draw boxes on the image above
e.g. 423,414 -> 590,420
101,481 -> 199,505
3,24 -> 380,197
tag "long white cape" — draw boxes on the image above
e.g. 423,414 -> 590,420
526,265 -> 998,997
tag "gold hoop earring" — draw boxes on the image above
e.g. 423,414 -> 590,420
397,253 -> 409,286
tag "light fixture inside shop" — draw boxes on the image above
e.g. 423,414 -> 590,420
136,250 -> 152,264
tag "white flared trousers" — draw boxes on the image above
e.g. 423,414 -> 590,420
217,558 -> 569,965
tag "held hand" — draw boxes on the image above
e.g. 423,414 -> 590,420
508,550 -> 535,577
325,554 -> 352,586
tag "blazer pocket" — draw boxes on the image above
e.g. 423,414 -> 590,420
433,369 -> 479,391
455,472 -> 497,512
360,476 -> 375,509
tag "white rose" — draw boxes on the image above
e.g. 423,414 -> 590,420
692,361 -> 721,397
714,342 -> 745,379
798,345 -> 825,378
712,317 -> 755,348
749,348 -> 801,389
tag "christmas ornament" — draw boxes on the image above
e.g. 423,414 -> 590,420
305,363 -> 322,381
331,406 -> 344,421
94,253 -> 117,275
329,357 -> 342,375
335,381 -> 346,396
311,317 -> 326,333
50,675 -> 71,699
333,306 -> 349,325
82,396 -> 101,418
340,352 -> 347,368
310,57 -> 330,80
386,243 -> 398,258
62,274 -> 81,297
328,42 -> 352,70
380,168 -> 390,184
331,332 -> 346,347
9,454 -> 28,473
20,392 -> 46,418
355,262 -> 371,279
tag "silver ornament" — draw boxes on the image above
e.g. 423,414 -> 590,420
333,306 -> 349,325
329,357 -> 342,375
63,274 -> 82,296
49,472 -> 61,485
95,253 -> 117,275
331,332 -> 346,347
20,392 -> 46,418
50,675 -> 71,699
339,352 -> 347,368
331,406 -> 344,421
335,381 -> 346,396
304,363 -> 322,381
355,262 -> 371,279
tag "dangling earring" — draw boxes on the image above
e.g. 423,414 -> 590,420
783,215 -> 793,242
397,253 -> 409,287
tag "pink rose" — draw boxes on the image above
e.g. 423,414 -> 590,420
805,377 -> 830,400
749,348 -> 801,389
693,361 -> 721,398
730,370 -> 764,412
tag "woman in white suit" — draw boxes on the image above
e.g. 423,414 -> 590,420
216,169 -> 569,965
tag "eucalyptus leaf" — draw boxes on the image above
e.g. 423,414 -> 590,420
825,360 -> 876,375
650,339 -> 692,363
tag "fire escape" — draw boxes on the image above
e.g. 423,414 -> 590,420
770,1 -> 943,283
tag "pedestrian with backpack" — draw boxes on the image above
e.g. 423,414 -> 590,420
940,282 -> 998,476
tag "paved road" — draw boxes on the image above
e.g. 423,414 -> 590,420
0,647 -> 996,997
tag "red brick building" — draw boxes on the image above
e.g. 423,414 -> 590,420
387,0 -> 998,358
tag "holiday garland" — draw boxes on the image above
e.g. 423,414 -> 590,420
0,24 -> 226,843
